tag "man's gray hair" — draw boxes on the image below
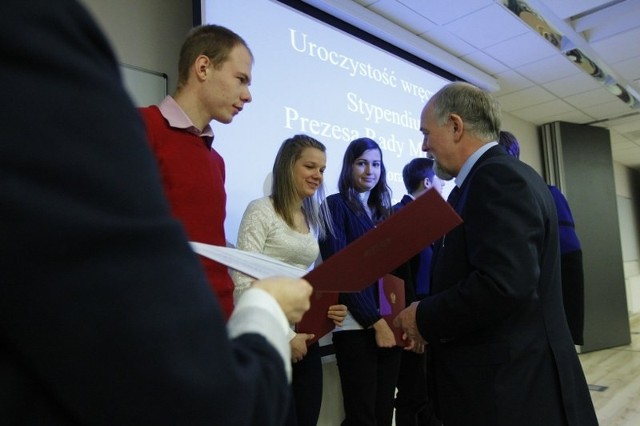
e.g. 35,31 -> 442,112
429,82 -> 501,142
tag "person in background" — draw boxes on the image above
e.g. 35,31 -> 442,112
319,137 -> 403,426
232,134 -> 347,426
1,1 -> 313,424
394,82 -> 597,425
393,158 -> 443,426
498,130 -> 585,344
139,24 -> 253,319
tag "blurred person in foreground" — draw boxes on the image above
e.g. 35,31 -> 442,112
1,1 -> 311,424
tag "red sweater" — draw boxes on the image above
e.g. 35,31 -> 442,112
140,106 -> 234,319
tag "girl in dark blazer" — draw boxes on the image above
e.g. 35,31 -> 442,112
319,138 -> 402,426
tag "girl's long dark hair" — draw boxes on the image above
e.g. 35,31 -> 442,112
337,137 -> 392,223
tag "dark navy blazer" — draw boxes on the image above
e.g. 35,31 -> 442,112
319,193 -> 382,327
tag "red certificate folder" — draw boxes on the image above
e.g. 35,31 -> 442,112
294,292 -> 338,339
296,274 -> 407,345
297,189 -> 461,343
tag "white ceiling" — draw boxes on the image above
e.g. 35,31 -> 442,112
302,0 -> 640,171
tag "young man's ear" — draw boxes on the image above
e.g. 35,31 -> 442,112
195,55 -> 211,81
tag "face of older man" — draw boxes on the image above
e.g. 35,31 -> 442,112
420,103 -> 457,178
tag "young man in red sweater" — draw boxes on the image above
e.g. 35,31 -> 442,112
140,25 -> 253,319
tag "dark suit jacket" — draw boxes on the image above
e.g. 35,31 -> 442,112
319,194 -> 382,327
1,1 -> 288,424
417,146 -> 596,426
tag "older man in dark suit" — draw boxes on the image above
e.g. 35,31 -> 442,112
394,82 -> 597,426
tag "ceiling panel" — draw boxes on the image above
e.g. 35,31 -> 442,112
443,4 -> 529,49
537,109 -> 596,125
515,56 -> 584,84
611,56 -> 640,82
397,0 -> 493,25
367,0 -> 438,33
352,0 -> 378,6
305,0 -> 640,170
541,73 -> 602,97
589,25 -> 640,64
509,99 -> 577,123
570,0 -> 640,46
459,50 -> 509,75
496,86 -> 556,110
420,27 -> 476,57
493,69 -> 535,96
564,87 -> 620,109
536,0 -> 614,20
483,32 -> 559,68
581,99 -> 637,119
609,117 -> 640,134
610,138 -> 636,151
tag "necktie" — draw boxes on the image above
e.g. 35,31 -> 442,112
447,185 -> 461,207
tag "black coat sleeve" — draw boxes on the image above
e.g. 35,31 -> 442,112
0,1 -> 288,424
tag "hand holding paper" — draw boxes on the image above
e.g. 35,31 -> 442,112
250,276 -> 313,324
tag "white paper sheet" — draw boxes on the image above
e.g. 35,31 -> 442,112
189,242 -> 307,279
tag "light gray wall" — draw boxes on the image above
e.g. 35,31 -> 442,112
502,111 -> 543,174
79,0 -> 192,94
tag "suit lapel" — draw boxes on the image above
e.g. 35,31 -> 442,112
341,194 -> 376,229
431,146 -> 507,285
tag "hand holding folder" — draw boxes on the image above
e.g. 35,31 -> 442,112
378,274 -> 406,347
191,188 -> 462,344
